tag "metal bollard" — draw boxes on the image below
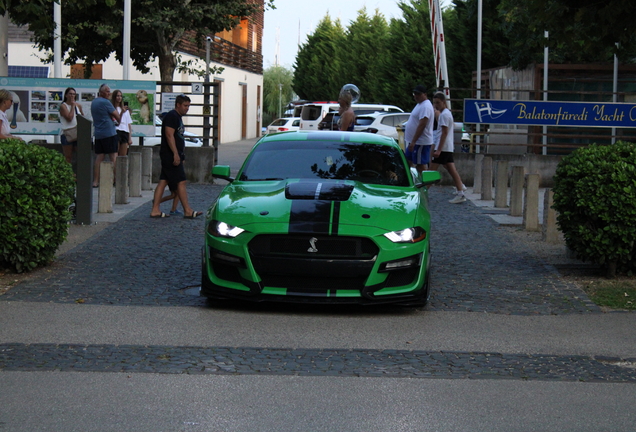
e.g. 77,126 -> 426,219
115,156 -> 129,204
129,152 -> 142,197
141,147 -> 153,190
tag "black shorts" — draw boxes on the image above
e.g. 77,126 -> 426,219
94,135 -> 119,154
116,130 -> 130,144
160,159 -> 187,190
432,151 -> 454,165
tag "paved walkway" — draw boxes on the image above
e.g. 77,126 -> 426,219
3,139 -> 597,314
3,138 -> 636,430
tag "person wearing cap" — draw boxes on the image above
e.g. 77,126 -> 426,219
404,85 -> 435,173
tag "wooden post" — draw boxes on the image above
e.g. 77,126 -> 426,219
473,154 -> 484,194
523,174 -> 540,231
494,160 -> 509,208
510,166 -> 525,217
98,162 -> 113,213
542,189 -> 560,243
115,156 -> 129,204
129,152 -> 142,197
141,147 -> 153,190
481,156 -> 493,201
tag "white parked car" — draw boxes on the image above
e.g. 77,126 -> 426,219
267,117 -> 300,134
143,115 -> 203,147
354,112 -> 411,140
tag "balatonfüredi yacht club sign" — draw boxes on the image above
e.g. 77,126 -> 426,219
464,99 -> 636,128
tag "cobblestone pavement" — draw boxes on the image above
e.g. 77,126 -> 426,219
1,184 -> 600,314
2,343 -> 635,382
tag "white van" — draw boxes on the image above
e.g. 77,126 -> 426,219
300,102 -> 404,131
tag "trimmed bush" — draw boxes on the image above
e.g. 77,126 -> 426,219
0,140 -> 75,273
552,141 -> 636,277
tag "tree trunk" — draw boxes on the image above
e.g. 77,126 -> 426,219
606,261 -> 617,279
158,50 -> 176,93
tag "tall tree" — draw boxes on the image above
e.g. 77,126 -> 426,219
379,0 -> 436,110
498,0 -> 636,69
339,8 -> 391,104
1,0 -> 266,84
293,15 -> 346,100
263,64 -> 294,122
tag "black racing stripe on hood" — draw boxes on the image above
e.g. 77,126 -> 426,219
286,181 -> 354,201
289,200 -> 331,234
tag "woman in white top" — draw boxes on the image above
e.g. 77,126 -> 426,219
111,89 -> 133,156
59,87 -> 84,164
0,89 -> 23,141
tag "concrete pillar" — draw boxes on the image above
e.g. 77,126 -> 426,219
141,147 -> 153,190
98,162 -> 113,213
510,166 -> 525,216
542,189 -> 560,243
523,173 -> 540,231
115,156 -> 129,204
473,154 -> 484,194
129,152 -> 142,197
494,160 -> 509,208
480,156 -> 493,201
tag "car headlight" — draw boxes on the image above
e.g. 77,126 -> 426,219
383,227 -> 426,243
208,220 -> 245,238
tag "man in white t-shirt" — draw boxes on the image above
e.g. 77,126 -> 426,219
431,92 -> 467,203
404,85 -> 434,173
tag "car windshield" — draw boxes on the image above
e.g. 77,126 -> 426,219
239,140 -> 410,186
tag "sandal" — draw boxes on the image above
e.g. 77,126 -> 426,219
184,211 -> 203,219
150,212 -> 170,218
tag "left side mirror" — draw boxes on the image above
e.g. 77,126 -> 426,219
212,165 -> 234,182
418,170 -> 441,187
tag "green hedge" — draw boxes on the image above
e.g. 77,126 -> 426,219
552,141 -> 636,277
0,140 -> 75,273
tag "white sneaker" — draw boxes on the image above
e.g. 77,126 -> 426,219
449,194 -> 467,204
453,184 -> 467,194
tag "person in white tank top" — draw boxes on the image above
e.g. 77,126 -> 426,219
59,87 -> 84,164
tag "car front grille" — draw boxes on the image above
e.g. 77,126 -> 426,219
249,235 -> 378,259
248,235 -> 379,291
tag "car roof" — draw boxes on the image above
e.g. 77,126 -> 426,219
258,130 -> 399,147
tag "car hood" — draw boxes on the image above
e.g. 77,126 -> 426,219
211,179 -> 422,234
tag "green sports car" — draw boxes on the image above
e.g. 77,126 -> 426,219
202,131 -> 440,306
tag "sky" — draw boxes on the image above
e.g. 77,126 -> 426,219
262,0 -> 407,68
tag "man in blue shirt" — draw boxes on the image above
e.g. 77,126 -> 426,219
91,84 -> 120,187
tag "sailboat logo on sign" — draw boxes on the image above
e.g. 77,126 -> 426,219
475,102 -> 507,122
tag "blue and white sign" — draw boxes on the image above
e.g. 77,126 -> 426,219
464,99 -> 636,128
0,77 -> 156,136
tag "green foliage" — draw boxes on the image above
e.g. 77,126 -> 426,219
552,141 -> 636,275
498,0 -> 636,69
263,65 -> 295,119
339,8 -> 391,104
0,141 -> 75,273
293,15 -> 346,101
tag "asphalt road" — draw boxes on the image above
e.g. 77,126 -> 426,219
1,138 -> 635,431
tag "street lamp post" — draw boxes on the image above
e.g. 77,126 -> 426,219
278,83 -> 282,119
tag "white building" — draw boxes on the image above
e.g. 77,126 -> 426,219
6,6 -> 265,144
